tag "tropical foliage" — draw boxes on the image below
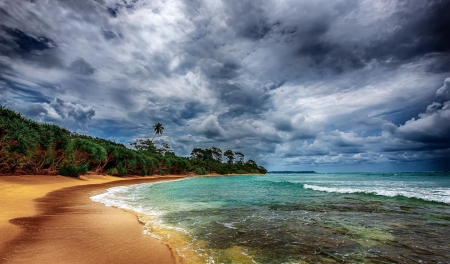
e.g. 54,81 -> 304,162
189,147 -> 267,175
0,106 -> 267,176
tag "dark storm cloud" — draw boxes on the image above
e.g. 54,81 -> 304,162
214,83 -> 272,116
2,27 -> 56,53
243,1 -> 365,76
179,101 -> 207,120
222,0 -> 270,40
297,40 -> 365,73
1,0 -> 449,171
273,117 -> 293,132
69,58 -> 96,75
365,79 -> 450,153
107,7 -> 119,17
427,55 -> 450,74
268,80 -> 286,91
102,30 -> 118,40
204,63 -> 240,80
363,1 -> 450,63
135,99 -> 209,126
0,26 -> 62,68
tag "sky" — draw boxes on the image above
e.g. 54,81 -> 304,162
0,0 -> 449,172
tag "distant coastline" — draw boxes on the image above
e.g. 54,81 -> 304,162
269,171 -> 316,174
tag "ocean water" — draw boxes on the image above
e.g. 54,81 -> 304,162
91,172 -> 450,264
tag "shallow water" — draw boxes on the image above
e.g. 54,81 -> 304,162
92,172 -> 450,264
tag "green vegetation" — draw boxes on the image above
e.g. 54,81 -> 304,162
0,106 -> 267,176
189,147 -> 267,175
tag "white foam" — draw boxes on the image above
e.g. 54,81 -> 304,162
91,185 -> 148,214
90,178 -> 189,214
90,180 -> 193,236
303,184 -> 450,204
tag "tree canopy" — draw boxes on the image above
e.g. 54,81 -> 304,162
0,106 -> 267,176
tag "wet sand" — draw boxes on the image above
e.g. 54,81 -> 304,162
0,175 -> 184,264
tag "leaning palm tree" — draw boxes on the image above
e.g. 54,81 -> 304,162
151,122 -> 164,142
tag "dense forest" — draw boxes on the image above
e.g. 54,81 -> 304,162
0,106 -> 267,176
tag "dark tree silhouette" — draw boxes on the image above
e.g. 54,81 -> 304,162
235,151 -> 244,165
151,122 -> 164,142
224,149 -> 235,164
211,146 -> 223,162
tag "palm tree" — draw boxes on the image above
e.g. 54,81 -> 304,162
151,122 -> 164,142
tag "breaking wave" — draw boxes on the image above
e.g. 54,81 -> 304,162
303,184 -> 450,204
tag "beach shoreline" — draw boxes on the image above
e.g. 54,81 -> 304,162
0,175 -> 185,264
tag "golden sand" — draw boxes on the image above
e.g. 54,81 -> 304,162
0,175 -> 184,264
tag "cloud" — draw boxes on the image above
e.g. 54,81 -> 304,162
272,116 -> 293,132
14,98 -> 95,128
50,98 -> 95,122
0,0 -> 449,171
69,58 -> 95,75
436,78 -> 450,100
193,115 -> 226,139
1,26 -> 56,54
397,102 -> 450,145
377,78 -> 450,147
0,80 -> 7,104
178,100 -> 207,120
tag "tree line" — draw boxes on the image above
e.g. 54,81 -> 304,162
189,147 -> 266,175
0,106 -> 267,176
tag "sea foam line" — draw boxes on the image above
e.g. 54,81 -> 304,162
90,179 -> 194,237
90,178 -> 189,213
303,184 -> 450,204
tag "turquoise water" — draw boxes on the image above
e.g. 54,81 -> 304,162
92,172 -> 450,263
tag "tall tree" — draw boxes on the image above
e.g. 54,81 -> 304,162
130,138 -> 158,153
235,151 -> 244,165
210,146 -> 222,162
160,143 -> 174,156
246,159 -> 257,167
224,149 -> 235,164
190,147 -> 204,159
151,122 -> 164,142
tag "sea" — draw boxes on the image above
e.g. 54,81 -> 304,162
91,172 -> 450,264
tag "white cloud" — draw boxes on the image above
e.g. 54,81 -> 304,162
397,100 -> 450,142
436,77 -> 450,100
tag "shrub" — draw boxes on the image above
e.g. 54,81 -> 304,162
117,165 -> 128,176
106,167 -> 119,176
57,164 -> 88,177
195,167 -> 207,175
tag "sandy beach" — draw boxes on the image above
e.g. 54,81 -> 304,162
0,175 -> 184,264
